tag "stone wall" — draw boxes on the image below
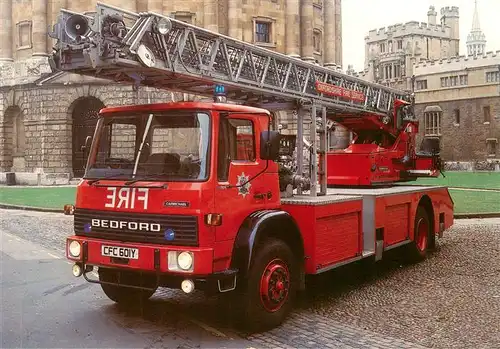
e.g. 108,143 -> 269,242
415,96 -> 500,161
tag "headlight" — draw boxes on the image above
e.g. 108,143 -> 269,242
177,251 -> 193,271
69,240 -> 81,257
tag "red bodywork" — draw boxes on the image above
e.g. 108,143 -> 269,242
66,101 -> 453,294
281,187 -> 453,274
67,102 -> 281,278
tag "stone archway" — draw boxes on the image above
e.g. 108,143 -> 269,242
70,96 -> 105,177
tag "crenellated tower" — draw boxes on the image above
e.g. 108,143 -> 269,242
440,6 -> 460,57
466,0 -> 486,56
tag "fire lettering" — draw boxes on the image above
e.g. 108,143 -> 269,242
104,187 -> 149,210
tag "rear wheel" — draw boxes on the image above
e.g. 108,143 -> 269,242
98,268 -> 157,304
409,206 -> 432,261
234,238 -> 297,333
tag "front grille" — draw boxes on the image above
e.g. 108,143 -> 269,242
74,208 -> 199,246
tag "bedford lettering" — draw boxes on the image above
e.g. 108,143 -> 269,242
92,219 -> 161,231
104,187 -> 149,210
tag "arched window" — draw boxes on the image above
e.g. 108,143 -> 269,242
423,105 -> 442,136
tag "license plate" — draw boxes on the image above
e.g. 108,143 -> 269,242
101,245 -> 139,260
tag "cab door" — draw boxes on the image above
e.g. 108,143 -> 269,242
213,112 -> 279,242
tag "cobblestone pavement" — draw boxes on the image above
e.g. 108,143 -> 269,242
1,208 -> 498,349
303,218 -> 500,349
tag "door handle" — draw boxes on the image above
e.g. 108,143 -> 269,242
254,191 -> 272,200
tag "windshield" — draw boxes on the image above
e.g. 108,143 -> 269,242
84,111 -> 210,181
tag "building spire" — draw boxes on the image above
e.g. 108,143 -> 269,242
466,0 -> 486,56
471,0 -> 480,30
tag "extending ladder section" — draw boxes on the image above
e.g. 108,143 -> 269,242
49,2 -> 410,117
48,3 -> 412,197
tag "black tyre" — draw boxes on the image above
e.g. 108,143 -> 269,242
98,268 -> 157,305
234,238 -> 298,333
409,206 -> 432,262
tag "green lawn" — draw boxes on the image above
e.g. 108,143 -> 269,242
413,171 -> 500,190
0,186 -> 76,210
449,189 -> 500,214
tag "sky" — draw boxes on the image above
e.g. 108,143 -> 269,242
341,0 -> 500,71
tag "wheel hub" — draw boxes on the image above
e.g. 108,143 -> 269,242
260,259 -> 290,313
416,217 -> 428,251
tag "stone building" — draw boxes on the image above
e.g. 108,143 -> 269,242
412,1 -> 500,167
0,0 -> 343,185
355,5 -> 460,91
413,55 -> 500,166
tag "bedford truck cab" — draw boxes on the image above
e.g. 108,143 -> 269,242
65,100 -> 283,304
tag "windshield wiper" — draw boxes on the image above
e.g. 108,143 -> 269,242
124,173 -> 174,186
87,173 -> 129,185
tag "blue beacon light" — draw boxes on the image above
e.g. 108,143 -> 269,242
214,84 -> 227,102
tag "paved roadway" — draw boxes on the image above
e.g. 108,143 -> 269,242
1,231 -> 258,349
0,209 -> 429,349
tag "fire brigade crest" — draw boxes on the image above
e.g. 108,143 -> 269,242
236,172 -> 251,198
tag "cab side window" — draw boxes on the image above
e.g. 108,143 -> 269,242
231,119 -> 255,162
217,117 -> 255,182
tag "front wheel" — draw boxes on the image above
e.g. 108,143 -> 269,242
98,268 -> 157,305
234,238 -> 297,333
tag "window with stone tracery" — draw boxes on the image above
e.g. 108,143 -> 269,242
486,71 -> 500,83
424,111 -> 442,136
416,80 -> 428,90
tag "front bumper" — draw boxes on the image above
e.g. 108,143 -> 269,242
66,236 -> 238,293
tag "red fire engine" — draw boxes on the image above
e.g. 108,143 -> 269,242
50,3 -> 453,332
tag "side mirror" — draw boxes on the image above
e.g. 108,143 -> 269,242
81,135 -> 92,161
260,130 -> 281,161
